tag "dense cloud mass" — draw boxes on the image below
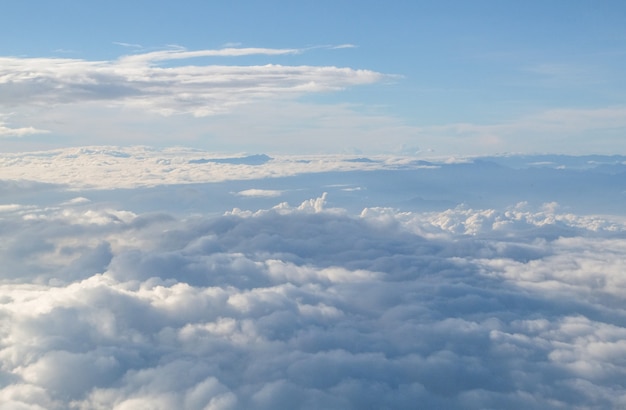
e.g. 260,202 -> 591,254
2,163 -> 626,409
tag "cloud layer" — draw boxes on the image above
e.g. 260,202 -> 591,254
2,147 -> 624,218
2,174 -> 626,409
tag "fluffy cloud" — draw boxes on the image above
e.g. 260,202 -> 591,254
1,179 -> 626,409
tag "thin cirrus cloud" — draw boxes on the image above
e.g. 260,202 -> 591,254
413,106 -> 626,154
116,46 -> 302,63
0,46 -> 387,118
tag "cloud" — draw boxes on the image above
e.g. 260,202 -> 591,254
116,46 -> 302,64
3,147 -> 625,222
113,42 -> 143,49
0,47 -> 386,118
0,146 -> 395,189
1,175 -> 626,409
0,122 -> 49,138
331,44 -> 357,49
415,106 -> 626,154
235,189 -> 283,198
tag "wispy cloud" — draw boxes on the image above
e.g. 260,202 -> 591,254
113,41 -> 143,49
0,121 -> 49,138
235,189 -> 283,197
52,48 -> 78,54
414,106 -> 626,154
0,46 -> 386,118
331,43 -> 357,49
116,46 -> 303,64
521,61 -> 607,88
304,44 -> 358,52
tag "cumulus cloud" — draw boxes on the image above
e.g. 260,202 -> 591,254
1,175 -> 626,409
0,46 -> 386,117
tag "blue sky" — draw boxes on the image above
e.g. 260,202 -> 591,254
1,0 -> 626,155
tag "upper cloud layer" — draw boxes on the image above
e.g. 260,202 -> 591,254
0,46 -> 386,117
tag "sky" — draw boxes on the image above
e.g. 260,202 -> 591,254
3,2 -> 626,409
1,0 -> 626,155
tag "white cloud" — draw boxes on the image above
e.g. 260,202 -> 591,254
0,47 -> 386,119
235,189 -> 283,198
0,45 -> 406,153
331,44 -> 357,49
0,122 -> 49,138
0,183 -> 626,408
112,42 -> 143,49
0,146 -> 393,189
116,46 -> 301,64
0,204 -> 24,213
2,152 -> 626,408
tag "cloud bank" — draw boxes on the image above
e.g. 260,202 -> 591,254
2,164 -> 626,409
0,146 -> 392,189
1,147 -> 623,218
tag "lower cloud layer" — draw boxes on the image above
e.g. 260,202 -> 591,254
1,196 -> 626,409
